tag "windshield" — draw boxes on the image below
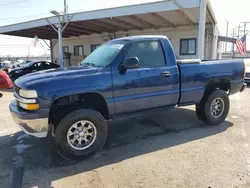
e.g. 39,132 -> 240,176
20,61 -> 33,67
80,41 -> 128,67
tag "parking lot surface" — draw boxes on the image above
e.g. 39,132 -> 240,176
1,88 -> 250,188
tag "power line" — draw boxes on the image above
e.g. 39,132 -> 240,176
0,5 -> 91,22
0,0 -> 30,7
0,45 -> 48,48
0,13 -> 49,21
0,46 -> 45,48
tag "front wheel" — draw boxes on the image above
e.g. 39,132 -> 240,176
54,108 -> 108,157
197,90 -> 230,126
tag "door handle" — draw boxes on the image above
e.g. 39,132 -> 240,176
161,71 -> 171,77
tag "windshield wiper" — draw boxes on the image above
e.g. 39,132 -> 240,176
82,62 -> 102,68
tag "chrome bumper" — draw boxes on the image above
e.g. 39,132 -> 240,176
241,83 -> 247,92
244,78 -> 250,83
9,100 -> 49,138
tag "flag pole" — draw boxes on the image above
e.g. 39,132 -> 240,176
232,28 -> 236,59
232,44 -> 235,59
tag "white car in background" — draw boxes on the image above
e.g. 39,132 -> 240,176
244,59 -> 250,83
1,61 -> 11,68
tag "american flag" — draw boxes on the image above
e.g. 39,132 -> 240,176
236,35 -> 247,55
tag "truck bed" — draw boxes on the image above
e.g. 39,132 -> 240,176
178,59 -> 245,106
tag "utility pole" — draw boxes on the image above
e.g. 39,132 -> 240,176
243,22 -> 247,35
240,21 -> 250,35
237,24 -> 241,39
28,46 -> 30,59
64,0 -> 68,15
231,27 -> 237,59
48,0 -> 71,68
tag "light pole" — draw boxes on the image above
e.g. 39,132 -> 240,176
225,19 -> 229,53
50,10 -> 64,68
49,1 -> 72,68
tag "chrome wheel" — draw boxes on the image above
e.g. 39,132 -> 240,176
67,120 -> 97,150
210,98 -> 225,118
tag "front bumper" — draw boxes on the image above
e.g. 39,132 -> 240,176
241,83 -> 247,92
9,100 -> 49,138
244,77 -> 250,83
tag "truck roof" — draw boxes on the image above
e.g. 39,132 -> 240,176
112,35 -> 168,41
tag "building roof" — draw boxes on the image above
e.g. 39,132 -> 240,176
0,0 -> 216,40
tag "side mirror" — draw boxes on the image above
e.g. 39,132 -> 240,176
120,57 -> 139,73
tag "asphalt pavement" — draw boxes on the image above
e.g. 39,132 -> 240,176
0,88 -> 250,188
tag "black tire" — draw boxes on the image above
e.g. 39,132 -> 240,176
54,108 -> 107,157
195,104 -> 207,122
202,89 -> 230,126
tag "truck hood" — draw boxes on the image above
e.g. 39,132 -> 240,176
15,66 -> 106,89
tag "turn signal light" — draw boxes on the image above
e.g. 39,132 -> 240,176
27,104 -> 39,110
19,102 -> 39,111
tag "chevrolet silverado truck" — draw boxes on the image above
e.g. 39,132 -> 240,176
10,35 -> 246,157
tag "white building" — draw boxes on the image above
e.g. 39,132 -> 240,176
0,0 -> 220,65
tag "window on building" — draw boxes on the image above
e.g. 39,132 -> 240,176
180,38 -> 196,55
74,45 -> 84,56
91,44 -> 101,52
63,46 -> 69,53
125,40 -> 166,68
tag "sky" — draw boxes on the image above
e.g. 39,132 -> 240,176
0,0 -> 249,56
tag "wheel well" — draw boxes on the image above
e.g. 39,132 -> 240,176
49,93 -> 109,127
203,78 -> 231,99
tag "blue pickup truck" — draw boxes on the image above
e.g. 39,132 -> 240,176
9,35 -> 246,157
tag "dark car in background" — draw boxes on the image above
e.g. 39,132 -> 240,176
8,61 -> 59,81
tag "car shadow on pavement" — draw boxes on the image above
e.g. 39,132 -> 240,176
0,107 -> 233,188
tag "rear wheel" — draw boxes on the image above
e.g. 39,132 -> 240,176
54,108 -> 107,157
196,89 -> 230,126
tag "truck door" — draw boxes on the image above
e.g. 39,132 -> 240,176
112,39 -> 179,115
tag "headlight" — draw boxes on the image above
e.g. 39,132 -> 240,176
19,102 -> 39,110
19,89 -> 38,98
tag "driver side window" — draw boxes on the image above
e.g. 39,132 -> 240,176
33,63 -> 40,67
32,63 -> 37,69
125,40 -> 166,68
32,62 -> 42,70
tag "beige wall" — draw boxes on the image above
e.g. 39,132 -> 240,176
52,25 -> 215,64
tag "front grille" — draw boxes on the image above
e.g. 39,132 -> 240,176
13,84 -> 21,108
13,84 -> 20,95
246,73 -> 250,78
